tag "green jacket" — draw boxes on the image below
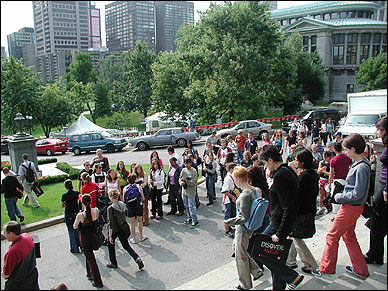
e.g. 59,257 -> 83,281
179,168 -> 198,196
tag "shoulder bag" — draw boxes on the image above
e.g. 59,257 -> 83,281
113,208 -> 130,239
91,222 -> 105,250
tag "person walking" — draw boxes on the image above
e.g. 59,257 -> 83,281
224,166 -> 264,290
180,158 -> 199,228
90,149 -> 110,173
287,150 -> 319,274
73,194 -> 103,288
106,189 -> 144,270
312,133 -> 371,280
1,167 -> 24,222
2,221 -> 40,290
134,164 -> 151,226
124,174 -> 147,244
258,145 -> 305,290
167,157 -> 185,216
149,158 -> 166,220
222,162 -> 238,238
364,116 -> 387,265
61,179 -> 81,254
235,130 -> 247,165
18,153 -> 40,208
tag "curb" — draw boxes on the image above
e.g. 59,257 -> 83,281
1,176 -> 206,240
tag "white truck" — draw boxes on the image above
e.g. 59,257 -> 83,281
337,89 -> 387,140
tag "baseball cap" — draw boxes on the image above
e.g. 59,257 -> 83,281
335,132 -> 342,136
238,129 -> 243,134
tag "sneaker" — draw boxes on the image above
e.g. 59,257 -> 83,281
301,267 -> 312,274
224,231 -> 230,237
92,282 -> 103,288
106,263 -> 118,269
206,202 -> 213,206
253,270 -> 264,281
322,197 -> 332,213
190,221 -> 199,228
288,264 -> 298,269
228,232 -> 235,239
136,258 -> 144,270
19,215 -> 25,222
285,274 -> 304,290
184,218 -> 192,225
156,216 -> 163,220
139,236 -> 148,242
311,269 -> 331,277
316,209 -> 325,216
130,238 -> 138,244
345,266 -> 368,280
177,212 -> 184,216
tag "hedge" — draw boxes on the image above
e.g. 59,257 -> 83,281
38,158 -> 58,165
56,162 -> 79,180
38,174 -> 69,186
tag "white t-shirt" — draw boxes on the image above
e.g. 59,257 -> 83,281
221,172 -> 234,204
18,161 -> 37,184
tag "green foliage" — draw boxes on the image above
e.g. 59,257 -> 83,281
56,162 -> 72,173
66,52 -> 97,85
34,83 -> 73,137
1,56 -> 42,132
83,111 -> 144,130
38,174 -> 68,186
356,52 -> 387,91
98,55 -> 123,91
94,82 -> 112,118
38,158 -> 58,165
114,41 -> 156,117
65,81 -> 96,121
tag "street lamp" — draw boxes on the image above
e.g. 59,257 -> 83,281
26,115 -> 33,135
63,126 -> 68,139
14,113 -> 25,134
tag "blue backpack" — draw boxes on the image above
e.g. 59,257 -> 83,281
124,184 -> 141,209
244,190 -> 269,232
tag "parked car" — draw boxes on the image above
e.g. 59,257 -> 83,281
36,138 -> 69,156
215,120 -> 274,140
282,108 -> 341,133
1,136 -> 10,154
130,127 -> 201,151
69,131 -> 127,155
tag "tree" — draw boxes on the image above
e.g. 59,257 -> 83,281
1,56 -> 42,132
65,52 -> 99,123
356,52 -> 387,91
114,41 -> 156,117
94,82 -> 112,118
98,55 -> 122,91
33,83 -> 73,137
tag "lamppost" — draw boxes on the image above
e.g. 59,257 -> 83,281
14,113 -> 25,134
26,115 -> 33,135
63,126 -> 68,139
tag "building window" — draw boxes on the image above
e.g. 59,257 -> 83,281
348,11 -> 355,18
333,45 -> 344,64
373,33 -> 381,44
372,45 -> 380,57
331,12 -> 339,19
346,84 -> 354,93
361,33 -> 371,44
347,33 -> 358,44
333,34 -> 345,44
347,70 -> 355,76
346,45 -> 357,64
311,35 -> 317,52
339,11 -> 347,18
324,13 -> 330,20
360,45 -> 370,63
333,69 -> 342,76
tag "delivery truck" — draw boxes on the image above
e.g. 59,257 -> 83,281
337,89 -> 387,140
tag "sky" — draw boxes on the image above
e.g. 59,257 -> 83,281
1,1 -> 318,55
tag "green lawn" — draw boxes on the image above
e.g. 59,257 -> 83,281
1,164 -> 152,227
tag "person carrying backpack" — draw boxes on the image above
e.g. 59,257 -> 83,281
224,166 -> 264,290
124,173 -> 147,244
18,153 -> 40,208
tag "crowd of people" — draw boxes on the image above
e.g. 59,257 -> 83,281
1,116 -> 386,290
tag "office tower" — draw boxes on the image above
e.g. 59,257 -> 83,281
7,27 -> 35,60
22,43 -> 37,68
32,1 -> 102,56
155,1 -> 194,54
89,1 -> 102,48
106,1 -> 156,53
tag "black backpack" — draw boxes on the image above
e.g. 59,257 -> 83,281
22,162 -> 35,183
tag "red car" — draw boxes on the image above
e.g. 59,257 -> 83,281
36,138 -> 69,155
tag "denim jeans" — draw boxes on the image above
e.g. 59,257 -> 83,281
237,149 -> 244,165
206,174 -> 216,203
183,194 -> 198,222
169,184 -> 185,213
65,215 -> 81,253
5,197 -> 23,221
259,221 -> 299,290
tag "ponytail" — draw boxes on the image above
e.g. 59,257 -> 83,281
82,194 -> 92,224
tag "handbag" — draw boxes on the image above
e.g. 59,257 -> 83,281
249,233 -> 292,264
91,224 -> 105,250
113,208 -> 131,239
32,183 -> 44,197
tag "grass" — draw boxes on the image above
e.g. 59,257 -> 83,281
0,164 -> 155,227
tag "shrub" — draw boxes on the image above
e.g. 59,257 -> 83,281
38,158 -> 58,165
38,174 -> 69,185
56,162 -> 72,173
69,168 -> 80,180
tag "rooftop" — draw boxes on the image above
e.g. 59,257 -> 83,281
272,1 -> 380,18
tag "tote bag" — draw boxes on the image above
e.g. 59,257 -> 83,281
249,234 -> 292,264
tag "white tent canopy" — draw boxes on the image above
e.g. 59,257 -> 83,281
50,114 -> 109,138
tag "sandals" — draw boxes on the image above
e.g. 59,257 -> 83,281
139,236 -> 148,242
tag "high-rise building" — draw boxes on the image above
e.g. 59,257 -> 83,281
105,1 -> 156,53
89,1 -> 102,48
155,1 -> 194,54
1,47 -> 8,62
7,27 -> 35,61
32,1 -> 102,56
22,43 -> 37,68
